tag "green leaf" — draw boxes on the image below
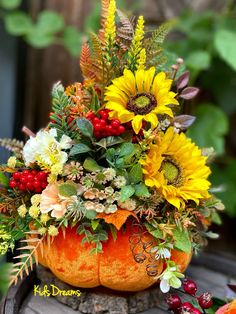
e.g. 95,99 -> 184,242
134,183 -> 150,197
129,163 -> 143,184
83,158 -> 102,172
95,136 -> 124,149
0,0 -> 21,9
69,143 -> 91,156
186,50 -> 211,71
91,219 -> 100,230
211,212 -> 222,225
90,90 -> 100,112
119,143 -> 135,157
4,12 -> 32,35
76,118 -> 94,138
109,224 -> 117,241
58,183 -> 77,197
85,210 -> 97,219
0,172 -> 9,187
187,103 -> 229,155
62,26 -> 82,57
144,222 -> 163,239
173,227 -> 191,253
214,29 -> 236,71
26,27 -> 54,48
37,11 -> 64,34
120,185 -> 135,202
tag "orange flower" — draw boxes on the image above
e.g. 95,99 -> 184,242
65,83 -> 87,117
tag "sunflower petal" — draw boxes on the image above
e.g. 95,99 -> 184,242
132,115 -> 143,134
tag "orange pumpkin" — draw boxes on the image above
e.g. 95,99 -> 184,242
37,221 -> 191,291
216,300 -> 236,314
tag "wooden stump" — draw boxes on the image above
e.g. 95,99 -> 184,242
36,265 -> 164,314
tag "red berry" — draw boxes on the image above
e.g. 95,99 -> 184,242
94,131 -> 101,138
9,180 -> 17,189
100,119 -> 107,127
92,117 -> 100,124
27,174 -> 34,182
31,170 -> 38,176
13,172 -> 21,181
87,112 -> 95,120
166,294 -> 182,310
26,182 -> 34,191
111,119 -> 120,128
41,182 -> 48,189
105,125 -> 113,136
181,302 -> 193,311
33,181 -> 41,189
36,171 -> 47,182
23,170 -> 30,175
191,308 -> 202,314
19,184 -> 26,191
198,293 -> 213,309
125,121 -> 132,129
183,279 -> 197,296
99,110 -> 109,120
117,125 -> 125,134
35,188 -> 42,193
94,123 -> 103,131
20,176 -> 28,185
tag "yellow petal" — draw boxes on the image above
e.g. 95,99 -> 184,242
135,69 -> 145,92
144,67 -> 156,92
123,69 -> 136,94
144,113 -> 158,129
152,72 -> 166,95
132,115 -> 143,134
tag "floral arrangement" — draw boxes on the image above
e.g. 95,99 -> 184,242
0,0 -> 224,312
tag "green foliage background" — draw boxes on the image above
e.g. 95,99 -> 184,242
0,0 -> 236,219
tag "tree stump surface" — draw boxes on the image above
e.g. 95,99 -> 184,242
1,251 -> 236,314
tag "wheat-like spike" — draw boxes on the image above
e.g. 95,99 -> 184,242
0,138 -> 24,156
9,235 -> 45,286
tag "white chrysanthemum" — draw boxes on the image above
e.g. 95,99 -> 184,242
23,129 -> 72,174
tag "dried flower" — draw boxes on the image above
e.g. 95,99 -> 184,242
83,190 -> 97,200
113,176 -> 126,188
118,199 -> 137,211
105,204 -> 118,214
103,168 -> 116,181
7,156 -> 17,168
84,201 -> 95,211
17,204 -> 27,218
40,214 -> 50,224
29,206 -> 40,219
38,227 -> 47,235
48,225 -> 59,237
31,194 -> 41,207
94,203 -> 106,213
63,161 -> 83,180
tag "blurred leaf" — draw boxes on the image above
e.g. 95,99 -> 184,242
0,262 -> 12,295
26,27 -> 54,48
62,26 -> 82,57
214,29 -> 236,71
4,11 -> 32,35
37,11 -> 64,34
84,2 -> 101,32
0,0 -> 21,9
186,50 -> 211,70
211,160 -> 236,217
187,103 -> 229,155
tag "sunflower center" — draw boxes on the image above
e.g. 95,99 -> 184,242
127,92 -> 157,115
160,157 -> 183,187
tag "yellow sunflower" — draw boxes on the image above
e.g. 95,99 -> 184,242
104,67 -> 179,134
140,128 -> 211,209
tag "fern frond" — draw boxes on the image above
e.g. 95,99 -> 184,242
117,9 -> 134,42
10,234 -> 45,286
101,0 -> 110,29
146,21 -> 173,50
80,43 -> 93,79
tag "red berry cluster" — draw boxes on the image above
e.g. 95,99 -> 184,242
87,110 -> 126,138
9,170 -> 48,193
166,279 -> 213,313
